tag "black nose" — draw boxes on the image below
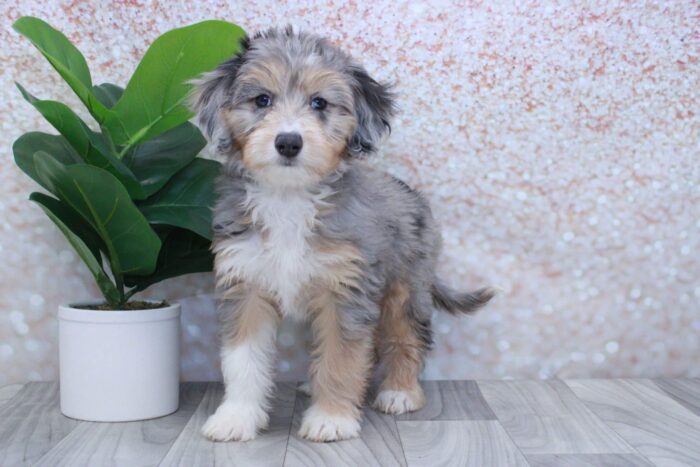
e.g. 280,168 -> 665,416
275,133 -> 303,158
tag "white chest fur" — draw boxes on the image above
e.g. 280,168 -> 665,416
214,185 -> 331,318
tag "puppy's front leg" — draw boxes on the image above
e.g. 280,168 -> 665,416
202,285 -> 280,442
299,292 -> 376,442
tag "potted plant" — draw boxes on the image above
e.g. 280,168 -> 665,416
11,17 -> 246,422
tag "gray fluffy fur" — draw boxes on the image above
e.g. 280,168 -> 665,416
213,161 -> 494,345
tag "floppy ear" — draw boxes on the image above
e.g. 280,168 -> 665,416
189,36 -> 250,153
347,67 -> 397,157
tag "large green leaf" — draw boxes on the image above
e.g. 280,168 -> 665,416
104,20 -> 246,148
33,154 -> 161,276
123,122 -> 206,198
18,83 -> 101,156
12,16 -> 111,124
31,192 -> 121,307
13,132 -> 81,190
17,83 -> 145,199
124,227 -> 213,292
91,83 -> 124,109
138,158 -> 220,240
29,192 -> 105,266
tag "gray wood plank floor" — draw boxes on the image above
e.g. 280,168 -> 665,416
34,383 -> 208,467
0,379 -> 698,467
567,379 -> 700,467
479,380 -> 635,455
0,383 -> 23,406
653,378 -> 700,417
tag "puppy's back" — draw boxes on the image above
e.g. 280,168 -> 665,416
321,162 -> 442,286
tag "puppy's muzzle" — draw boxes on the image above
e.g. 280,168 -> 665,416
275,132 -> 303,158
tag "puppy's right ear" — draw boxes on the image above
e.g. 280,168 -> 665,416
189,36 -> 250,153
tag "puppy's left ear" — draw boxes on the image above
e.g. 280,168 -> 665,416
347,67 -> 397,157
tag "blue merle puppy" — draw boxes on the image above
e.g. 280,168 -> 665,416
190,27 -> 494,442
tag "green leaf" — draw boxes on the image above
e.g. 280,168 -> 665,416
31,192 -> 121,307
17,83 -> 146,199
138,158 -> 220,240
104,20 -> 246,148
12,16 -> 111,125
29,192 -> 105,265
124,227 -> 213,292
33,154 -> 161,277
13,132 -> 81,190
92,83 -> 124,109
123,122 -> 206,198
18,83 -> 98,156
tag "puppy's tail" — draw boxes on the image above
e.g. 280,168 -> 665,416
431,280 -> 496,315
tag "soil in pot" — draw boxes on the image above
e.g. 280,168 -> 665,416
76,300 -> 170,311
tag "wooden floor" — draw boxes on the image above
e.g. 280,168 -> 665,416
0,379 -> 699,466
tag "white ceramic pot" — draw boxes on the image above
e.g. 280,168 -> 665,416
58,301 -> 181,422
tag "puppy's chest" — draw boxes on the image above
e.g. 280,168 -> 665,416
215,191 -> 333,317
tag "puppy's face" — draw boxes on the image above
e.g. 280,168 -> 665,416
192,28 -> 395,188
225,57 -> 356,187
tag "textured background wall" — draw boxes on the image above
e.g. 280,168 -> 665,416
1,1 -> 698,385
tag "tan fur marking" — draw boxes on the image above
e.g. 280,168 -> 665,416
307,289 -> 374,418
297,67 -> 357,176
299,68 -> 355,115
376,281 -> 426,406
220,283 -> 280,347
302,129 -> 345,178
314,238 -> 365,296
241,122 -> 279,171
241,61 -> 286,96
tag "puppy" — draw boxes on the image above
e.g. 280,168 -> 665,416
190,27 -> 494,442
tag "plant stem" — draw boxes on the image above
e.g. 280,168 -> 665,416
123,288 -> 139,303
114,272 -> 126,308
104,279 -> 122,309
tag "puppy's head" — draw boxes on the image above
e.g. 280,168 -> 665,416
190,27 -> 395,188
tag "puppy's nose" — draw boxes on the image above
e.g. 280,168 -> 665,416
275,133 -> 303,158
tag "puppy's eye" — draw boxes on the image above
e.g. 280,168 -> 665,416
254,94 -> 272,108
310,97 -> 327,110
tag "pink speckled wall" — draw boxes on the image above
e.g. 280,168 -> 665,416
1,1 -> 698,385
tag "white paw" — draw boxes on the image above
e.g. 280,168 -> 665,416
201,402 -> 269,442
298,404 -> 361,442
373,389 -> 424,415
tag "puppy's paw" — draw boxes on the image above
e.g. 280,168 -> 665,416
298,404 -> 361,442
373,389 -> 425,415
201,402 -> 269,442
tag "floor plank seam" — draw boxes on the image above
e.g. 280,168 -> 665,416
652,379 -> 700,419
563,380 -> 678,467
280,382 -> 299,467
492,418 -> 534,467
646,379 -> 700,420
580,408 -> 658,467
472,382 -> 535,467
155,382 -> 210,467
392,413 -> 410,467
559,379 -> 642,456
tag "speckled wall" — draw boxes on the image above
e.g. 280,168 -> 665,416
1,1 -> 698,386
